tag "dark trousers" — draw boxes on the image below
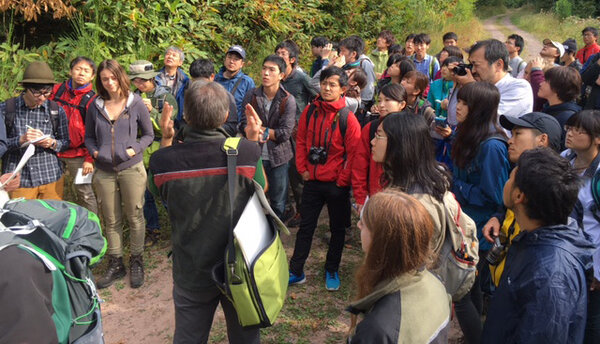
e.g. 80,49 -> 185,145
143,188 -> 160,231
288,137 -> 303,210
289,180 -> 351,275
172,284 -> 260,344
585,288 -> 600,344
454,253 -> 485,344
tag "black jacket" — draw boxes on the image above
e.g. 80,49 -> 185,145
542,101 -> 581,151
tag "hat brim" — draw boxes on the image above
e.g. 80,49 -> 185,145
499,115 -> 535,131
129,71 -> 160,79
21,78 -> 57,84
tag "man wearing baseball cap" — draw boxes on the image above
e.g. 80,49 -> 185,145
541,38 -> 565,66
482,112 -> 562,288
0,61 -> 70,199
130,60 -> 178,246
215,45 -> 256,119
561,38 -> 583,72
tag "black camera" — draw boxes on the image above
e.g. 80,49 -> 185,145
308,146 -> 328,165
485,236 -> 507,266
452,63 -> 473,76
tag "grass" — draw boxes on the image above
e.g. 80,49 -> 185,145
510,6 -> 600,47
477,4 -> 508,19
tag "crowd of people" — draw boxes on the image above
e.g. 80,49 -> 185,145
3,25 -> 600,343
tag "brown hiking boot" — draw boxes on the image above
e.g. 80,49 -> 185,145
96,256 -> 126,289
130,254 -> 145,288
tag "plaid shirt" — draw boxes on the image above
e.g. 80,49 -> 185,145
1,95 -> 70,187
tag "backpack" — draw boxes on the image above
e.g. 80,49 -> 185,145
426,192 -> 479,301
5,97 -> 60,137
211,137 -> 289,328
304,102 -> 351,138
0,199 -> 107,343
53,82 -> 95,123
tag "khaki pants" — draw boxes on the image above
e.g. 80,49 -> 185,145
93,162 -> 146,257
10,176 -> 64,200
60,157 -> 99,215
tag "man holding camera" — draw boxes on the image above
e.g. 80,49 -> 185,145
455,39 -> 533,119
288,66 -> 361,291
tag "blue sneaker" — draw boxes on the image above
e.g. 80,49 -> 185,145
289,272 -> 306,285
325,271 -> 340,291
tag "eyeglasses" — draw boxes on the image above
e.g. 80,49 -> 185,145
564,125 -> 588,135
132,78 -> 151,83
28,88 -> 53,98
374,132 -> 387,140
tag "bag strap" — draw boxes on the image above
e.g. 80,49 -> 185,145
223,137 -> 243,284
4,97 -> 16,136
230,77 -> 245,97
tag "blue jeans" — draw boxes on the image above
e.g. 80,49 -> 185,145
263,160 -> 289,219
143,188 -> 160,231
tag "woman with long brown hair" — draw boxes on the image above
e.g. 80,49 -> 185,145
347,189 -> 450,343
85,59 -> 154,289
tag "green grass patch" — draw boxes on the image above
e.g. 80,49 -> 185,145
477,5 -> 508,19
510,6 -> 599,47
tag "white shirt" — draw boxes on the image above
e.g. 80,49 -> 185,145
495,73 -> 533,119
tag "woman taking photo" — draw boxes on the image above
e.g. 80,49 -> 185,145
352,84 -> 407,213
85,59 -> 154,289
347,189 -> 450,343
451,81 -> 511,344
561,109 -> 600,344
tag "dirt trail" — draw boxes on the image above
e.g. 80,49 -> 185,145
483,13 -> 544,62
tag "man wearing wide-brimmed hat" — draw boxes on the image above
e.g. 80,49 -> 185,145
0,61 -> 70,200
130,60 -> 177,246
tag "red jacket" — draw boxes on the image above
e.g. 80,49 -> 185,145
576,43 -> 600,64
296,96 -> 361,186
50,81 -> 96,162
351,120 -> 384,205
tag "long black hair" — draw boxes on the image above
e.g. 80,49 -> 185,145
451,82 -> 506,169
381,111 -> 450,201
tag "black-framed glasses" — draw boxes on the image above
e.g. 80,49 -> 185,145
28,88 -> 53,98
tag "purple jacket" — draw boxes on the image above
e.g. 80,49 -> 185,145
85,93 -> 154,172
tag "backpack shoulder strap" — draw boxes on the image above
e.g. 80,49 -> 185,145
48,100 -> 60,137
78,90 -> 95,123
278,90 -> 291,116
304,102 -> 317,128
429,56 -> 438,80
230,77 -> 245,96
4,97 -> 17,136
337,107 -> 350,138
54,82 -> 67,99
223,137 -> 242,282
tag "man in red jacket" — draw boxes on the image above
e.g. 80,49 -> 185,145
50,56 -> 98,214
576,27 -> 600,64
288,66 -> 361,291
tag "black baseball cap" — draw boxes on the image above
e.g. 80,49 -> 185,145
500,112 -> 562,152
563,38 -> 577,53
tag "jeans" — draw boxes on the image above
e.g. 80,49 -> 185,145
289,181 -> 351,275
172,284 -> 260,344
143,188 -> 160,231
263,160 -> 289,219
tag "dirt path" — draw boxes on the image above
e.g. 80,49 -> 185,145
483,13 -> 544,62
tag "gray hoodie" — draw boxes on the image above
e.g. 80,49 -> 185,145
85,93 -> 154,172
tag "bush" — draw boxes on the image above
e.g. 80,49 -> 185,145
555,0 -> 573,19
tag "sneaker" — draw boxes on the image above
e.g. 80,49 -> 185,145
288,272 -> 306,285
325,271 -> 340,291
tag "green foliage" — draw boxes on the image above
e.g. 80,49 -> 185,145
0,0 -> 477,96
554,0 -> 573,19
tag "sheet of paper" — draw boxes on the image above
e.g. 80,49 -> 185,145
20,134 -> 50,148
0,144 -> 35,189
74,168 -> 93,185
233,193 -> 273,265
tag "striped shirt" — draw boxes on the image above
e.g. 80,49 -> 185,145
1,96 -> 69,187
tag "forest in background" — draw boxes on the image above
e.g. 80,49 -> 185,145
0,0 -> 477,98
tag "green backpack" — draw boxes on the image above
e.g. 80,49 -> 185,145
212,137 -> 290,328
0,199 -> 107,343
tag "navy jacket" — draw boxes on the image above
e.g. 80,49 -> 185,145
482,222 -> 594,344
542,101 -> 581,151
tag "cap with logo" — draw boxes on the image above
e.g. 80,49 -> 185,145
129,60 -> 160,80
226,45 -> 246,60
563,38 -> 577,54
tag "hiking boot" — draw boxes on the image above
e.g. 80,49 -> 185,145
130,254 -> 145,288
96,256 -> 126,289
287,213 -> 301,227
325,271 -> 340,291
144,229 -> 159,248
